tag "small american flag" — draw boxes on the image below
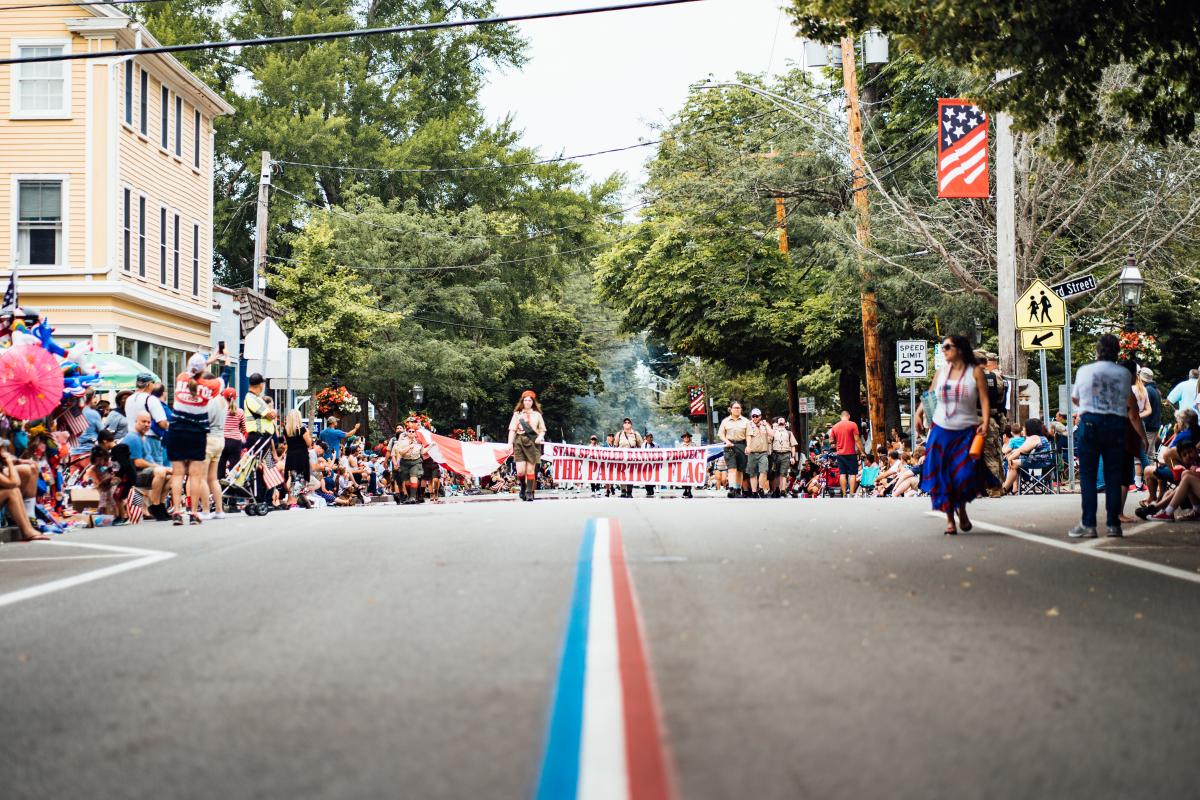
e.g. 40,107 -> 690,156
62,404 -> 88,445
1,270 -> 16,311
262,463 -> 284,489
937,99 -> 989,198
124,489 -> 145,525
688,386 -> 706,417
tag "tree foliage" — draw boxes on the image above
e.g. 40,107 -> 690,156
787,0 -> 1200,158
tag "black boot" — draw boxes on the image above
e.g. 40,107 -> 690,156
682,487 -> 693,498
526,477 -> 536,502
519,480 -> 527,501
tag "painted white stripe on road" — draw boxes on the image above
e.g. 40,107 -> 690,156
0,540 -> 176,609
0,554 -> 135,563
926,513 -> 1200,585
578,518 -> 630,800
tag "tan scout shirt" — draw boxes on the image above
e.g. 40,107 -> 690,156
771,428 -> 798,453
615,429 -> 642,448
718,415 -> 751,443
745,420 -> 771,453
391,431 -> 423,461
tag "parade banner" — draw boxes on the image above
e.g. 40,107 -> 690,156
545,442 -> 708,487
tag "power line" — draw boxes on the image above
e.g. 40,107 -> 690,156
271,107 -> 784,176
0,0 -> 708,65
0,0 -> 168,11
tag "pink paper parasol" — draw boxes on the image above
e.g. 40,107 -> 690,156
0,345 -> 66,420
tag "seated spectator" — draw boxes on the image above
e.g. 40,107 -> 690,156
858,453 -> 881,495
1001,418 -> 1052,494
1136,441 -> 1200,521
892,447 -> 926,497
875,450 -> 906,496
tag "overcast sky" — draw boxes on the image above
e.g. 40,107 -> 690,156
479,0 -> 806,194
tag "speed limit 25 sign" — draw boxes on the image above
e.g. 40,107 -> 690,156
896,340 -> 928,379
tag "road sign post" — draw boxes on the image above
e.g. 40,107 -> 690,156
1049,274 -> 1095,493
896,341 -> 928,452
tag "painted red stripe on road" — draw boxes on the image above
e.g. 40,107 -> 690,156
608,520 -> 675,800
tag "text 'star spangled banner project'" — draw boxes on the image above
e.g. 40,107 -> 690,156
546,443 -> 708,487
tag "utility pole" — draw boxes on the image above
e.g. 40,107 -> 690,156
840,36 -> 886,448
253,151 -> 271,294
776,196 -> 801,435
994,71 -> 1018,395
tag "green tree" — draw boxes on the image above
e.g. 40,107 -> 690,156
786,0 -> 1200,157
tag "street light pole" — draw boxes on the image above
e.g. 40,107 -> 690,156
840,35 -> 887,448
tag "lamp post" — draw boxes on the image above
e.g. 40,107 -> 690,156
411,384 -> 424,409
1118,255 -> 1144,333
460,401 -> 468,421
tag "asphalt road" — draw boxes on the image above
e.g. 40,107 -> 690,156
2,494 -> 1199,799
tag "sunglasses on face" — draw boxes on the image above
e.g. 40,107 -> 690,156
941,343 -> 955,351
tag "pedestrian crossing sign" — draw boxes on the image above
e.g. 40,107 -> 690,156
1016,279 -> 1066,330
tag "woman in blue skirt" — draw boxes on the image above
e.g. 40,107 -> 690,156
920,334 -> 991,534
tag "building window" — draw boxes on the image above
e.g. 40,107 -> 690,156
138,195 -> 146,276
174,96 -> 182,157
139,68 -> 148,135
159,206 -> 167,284
193,109 -> 201,170
172,213 -> 180,289
192,222 -> 200,296
124,61 -> 133,125
15,45 -> 66,115
16,180 -> 63,266
122,188 -> 131,271
160,85 -> 169,149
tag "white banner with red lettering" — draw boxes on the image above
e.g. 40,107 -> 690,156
546,443 -> 708,487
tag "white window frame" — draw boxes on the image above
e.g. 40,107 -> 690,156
193,109 -> 201,171
10,39 -> 72,120
123,60 -> 133,126
160,85 -> 169,150
158,204 -> 168,284
174,95 -> 182,158
122,186 -> 131,271
137,194 -> 146,277
191,221 -> 200,296
11,173 -> 69,268
138,67 -> 148,136
172,211 -> 180,290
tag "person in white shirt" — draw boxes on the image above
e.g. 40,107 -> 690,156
1068,333 -> 1147,539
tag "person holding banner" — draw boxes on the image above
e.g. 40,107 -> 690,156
614,418 -> 642,498
718,401 -> 751,498
680,431 -> 695,498
390,418 -> 426,505
507,390 -> 546,502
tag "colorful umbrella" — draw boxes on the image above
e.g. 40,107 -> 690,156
0,345 -> 66,420
73,352 -> 159,391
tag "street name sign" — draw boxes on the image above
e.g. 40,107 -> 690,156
1020,328 -> 1063,351
896,340 -> 928,379
1051,274 -> 1097,300
1016,279 -> 1066,329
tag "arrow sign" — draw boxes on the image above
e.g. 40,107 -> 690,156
1032,331 -> 1054,346
1020,327 -> 1063,351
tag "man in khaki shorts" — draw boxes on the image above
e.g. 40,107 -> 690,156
769,417 -> 797,498
717,401 -> 751,498
744,408 -> 772,498
391,418 -> 426,505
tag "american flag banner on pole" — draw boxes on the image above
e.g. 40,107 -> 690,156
688,385 -> 706,417
124,488 -> 145,525
937,99 -> 989,198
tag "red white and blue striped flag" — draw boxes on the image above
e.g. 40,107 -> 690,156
124,489 -> 144,525
687,385 -> 705,417
937,99 -> 989,198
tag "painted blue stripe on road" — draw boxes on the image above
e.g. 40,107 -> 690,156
536,519 -> 596,800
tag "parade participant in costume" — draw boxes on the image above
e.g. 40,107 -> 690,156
167,355 -> 222,524
614,417 -> 642,498
745,408 -> 772,498
718,401 -> 751,498
390,418 -> 426,505
507,390 -> 546,502
770,417 -> 798,498
920,335 -> 990,535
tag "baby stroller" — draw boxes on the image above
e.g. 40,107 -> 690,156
817,455 -> 842,498
221,437 -> 275,516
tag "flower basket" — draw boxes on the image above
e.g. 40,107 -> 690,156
315,386 -> 361,418
449,427 -> 477,442
1117,331 -> 1160,367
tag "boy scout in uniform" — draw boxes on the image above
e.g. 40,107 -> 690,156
390,418 -> 426,505
770,417 -> 798,498
718,401 -> 751,498
745,408 -> 772,497
615,417 -> 642,498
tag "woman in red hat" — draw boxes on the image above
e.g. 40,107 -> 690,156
507,390 -> 546,501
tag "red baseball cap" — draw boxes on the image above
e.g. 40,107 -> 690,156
221,387 -> 236,399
